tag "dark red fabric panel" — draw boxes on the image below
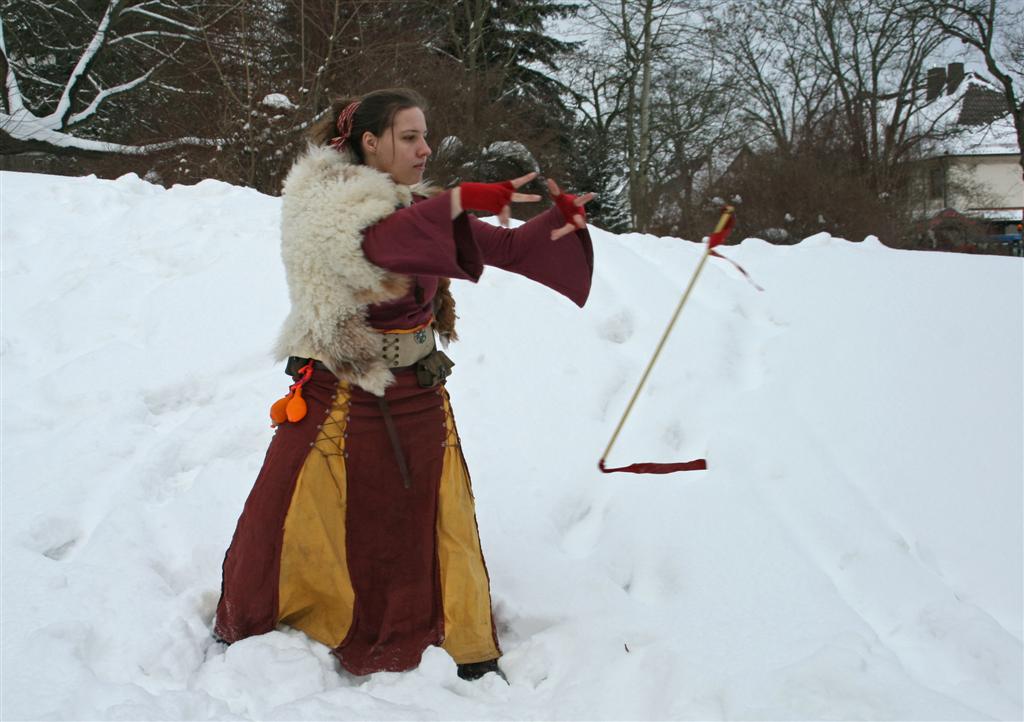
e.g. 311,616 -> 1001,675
334,371 -> 448,675
214,368 -> 337,643
365,274 -> 437,331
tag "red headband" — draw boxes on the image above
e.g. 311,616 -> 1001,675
329,101 -> 361,151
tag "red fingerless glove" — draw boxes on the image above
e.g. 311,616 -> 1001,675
460,181 -> 515,214
553,192 -> 586,226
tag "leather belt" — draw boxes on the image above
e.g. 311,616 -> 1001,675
286,328 -> 437,379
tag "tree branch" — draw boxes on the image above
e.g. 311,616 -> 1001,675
121,5 -> 201,33
66,68 -> 157,126
50,0 -> 123,127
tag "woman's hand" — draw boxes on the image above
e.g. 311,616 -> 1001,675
547,179 -> 595,240
454,172 -> 542,226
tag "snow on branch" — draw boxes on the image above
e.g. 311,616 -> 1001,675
67,68 -> 156,126
108,31 -> 196,46
1,113 -> 224,154
121,6 -> 200,34
52,0 -> 123,126
1,0 -> 217,156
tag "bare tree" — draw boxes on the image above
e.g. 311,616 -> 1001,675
581,0 -> 706,229
645,50 -> 739,237
901,0 -> 1024,180
805,0 -> 950,194
723,0 -> 835,156
707,0 -> 981,244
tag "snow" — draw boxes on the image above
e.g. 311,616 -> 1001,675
2,170 -> 1022,721
261,94 -> 297,111
481,141 -> 540,172
965,209 -> 1024,223
943,113 -> 1019,156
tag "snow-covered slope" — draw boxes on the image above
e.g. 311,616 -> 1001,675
2,171 -> 1021,721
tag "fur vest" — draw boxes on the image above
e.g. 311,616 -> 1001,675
274,144 -> 455,395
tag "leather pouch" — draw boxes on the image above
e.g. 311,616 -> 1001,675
415,349 -> 455,388
285,356 -> 310,379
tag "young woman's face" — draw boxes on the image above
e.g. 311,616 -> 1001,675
362,106 -> 431,185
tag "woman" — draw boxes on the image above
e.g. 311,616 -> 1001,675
214,88 -> 594,681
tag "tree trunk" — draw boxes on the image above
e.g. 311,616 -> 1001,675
635,0 -> 654,229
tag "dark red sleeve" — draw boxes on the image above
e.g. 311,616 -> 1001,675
468,206 -> 594,307
361,191 -> 483,281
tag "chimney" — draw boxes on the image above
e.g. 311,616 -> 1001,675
926,67 -> 946,101
947,62 -> 965,94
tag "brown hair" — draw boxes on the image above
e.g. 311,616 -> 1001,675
308,88 -> 428,164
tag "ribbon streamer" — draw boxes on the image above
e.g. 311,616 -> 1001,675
710,250 -> 764,292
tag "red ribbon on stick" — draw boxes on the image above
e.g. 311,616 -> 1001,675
599,458 -> 708,474
708,210 -> 735,248
598,206 -> 744,475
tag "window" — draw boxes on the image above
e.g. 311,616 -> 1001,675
928,166 -> 945,201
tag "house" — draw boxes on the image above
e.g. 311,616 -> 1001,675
919,63 -> 1023,255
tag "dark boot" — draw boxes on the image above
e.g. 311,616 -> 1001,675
457,659 -> 507,683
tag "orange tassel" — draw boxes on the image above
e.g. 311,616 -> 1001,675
270,392 -> 292,426
285,385 -> 307,422
269,360 -> 314,427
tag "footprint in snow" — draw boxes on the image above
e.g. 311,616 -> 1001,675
661,421 -> 685,451
143,377 -> 216,417
22,516 -> 82,561
492,599 -> 563,646
597,310 -> 635,344
560,499 -> 607,558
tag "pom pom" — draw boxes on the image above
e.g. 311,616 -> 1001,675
270,392 -> 292,426
286,386 -> 307,422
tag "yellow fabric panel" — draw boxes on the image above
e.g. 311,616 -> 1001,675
437,389 -> 501,664
277,382 -> 355,648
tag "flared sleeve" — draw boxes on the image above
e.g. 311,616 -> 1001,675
363,194 -> 594,308
468,206 -> 594,307
362,191 -> 483,281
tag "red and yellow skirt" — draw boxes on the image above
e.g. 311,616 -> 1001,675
214,366 -> 500,675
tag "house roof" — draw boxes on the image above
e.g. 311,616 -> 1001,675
956,83 -> 1010,126
921,73 -> 1019,157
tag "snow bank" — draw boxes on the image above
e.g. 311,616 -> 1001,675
2,171 -> 1021,720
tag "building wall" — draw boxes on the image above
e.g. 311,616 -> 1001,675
950,154 -> 1024,216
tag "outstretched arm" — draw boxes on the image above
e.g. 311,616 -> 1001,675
362,191 -> 484,280
468,203 -> 594,307
361,173 -> 542,279
362,173 -> 595,307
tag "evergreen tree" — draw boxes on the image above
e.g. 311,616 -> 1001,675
432,0 -> 580,106
422,0 -> 580,194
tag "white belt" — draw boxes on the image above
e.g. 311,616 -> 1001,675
380,327 -> 435,368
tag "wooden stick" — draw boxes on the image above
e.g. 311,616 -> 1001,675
600,207 -> 734,467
